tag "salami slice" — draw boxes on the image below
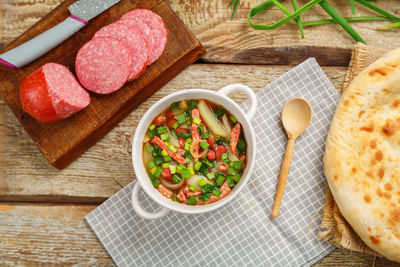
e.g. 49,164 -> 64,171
20,63 -> 90,123
121,9 -> 168,64
93,21 -> 148,81
75,37 -> 132,94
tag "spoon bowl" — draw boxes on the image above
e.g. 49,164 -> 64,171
272,97 -> 312,219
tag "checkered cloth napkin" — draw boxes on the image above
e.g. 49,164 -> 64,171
86,58 -> 339,266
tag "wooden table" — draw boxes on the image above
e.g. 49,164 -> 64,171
1,0 -> 399,265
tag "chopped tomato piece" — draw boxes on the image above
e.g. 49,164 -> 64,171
207,150 -> 216,161
166,110 -> 174,119
178,137 -> 185,149
167,119 -> 177,128
157,184 -> 173,199
154,114 -> 167,126
161,168 -> 173,180
229,123 -> 241,155
176,128 -> 189,134
215,145 -> 227,160
151,137 -> 186,164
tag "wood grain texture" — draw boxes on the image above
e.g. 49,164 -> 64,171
0,64 -> 347,203
0,0 -> 205,169
1,1 -> 399,66
0,203 -> 398,266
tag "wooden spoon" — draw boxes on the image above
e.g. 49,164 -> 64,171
272,98 -> 312,219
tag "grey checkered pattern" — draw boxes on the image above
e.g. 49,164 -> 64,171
86,58 -> 339,267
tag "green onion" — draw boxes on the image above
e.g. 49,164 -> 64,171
163,156 -> 172,163
185,138 -> 192,144
184,109 -> 191,117
149,124 -> 156,130
199,164 -> 208,175
189,185 -> 197,191
202,158 -> 210,166
184,151 -> 193,160
170,102 -> 179,111
185,143 -> 190,151
177,165 -> 183,173
232,161 -> 243,170
177,113 -> 186,124
212,189 -> 221,196
150,166 -> 158,175
200,141 -> 209,150
171,129 -> 178,139
230,115 -> 237,123
292,0 -> 304,38
153,167 -> 162,178
350,0 -> 355,15
161,150 -> 168,157
154,156 -> 164,165
187,196 -> 197,205
319,0 -> 365,44
145,144 -> 154,153
216,175 -> 226,187
169,165 -> 177,174
156,126 -> 167,135
233,173 -> 241,183
228,168 -> 237,176
160,134 -> 167,141
172,174 -> 181,183
172,122 -> 179,129
201,184 -> 216,193
206,172 -> 215,179
181,169 -> 191,179
214,108 -> 226,117
303,16 -> 390,27
178,132 -> 191,139
199,193 -> 211,202
202,132 -> 210,139
377,21 -> 400,30
221,153 -> 228,160
237,139 -> 246,155
152,179 -> 160,188
197,126 -> 204,135
188,166 -> 195,176
172,194 -> 180,202
168,145 -> 177,153
162,163 -> 170,169
194,161 -> 202,171
209,160 -> 216,168
198,178 -> 207,187
188,100 -> 197,109
147,160 -> 156,169
226,175 -> 234,187
193,117 -> 202,125
355,0 -> 400,22
147,129 -> 155,138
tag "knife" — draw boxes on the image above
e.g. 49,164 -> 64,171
0,0 -> 120,69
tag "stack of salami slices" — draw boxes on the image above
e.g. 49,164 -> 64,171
76,9 -> 168,94
20,9 -> 168,123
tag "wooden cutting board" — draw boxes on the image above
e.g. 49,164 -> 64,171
0,0 -> 205,169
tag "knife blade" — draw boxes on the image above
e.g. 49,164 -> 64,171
0,0 -> 121,69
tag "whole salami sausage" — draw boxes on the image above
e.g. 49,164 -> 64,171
93,21 -> 148,81
121,9 -> 168,64
20,63 -> 90,123
75,37 -> 133,94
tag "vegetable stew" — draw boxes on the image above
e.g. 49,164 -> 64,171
143,99 -> 247,205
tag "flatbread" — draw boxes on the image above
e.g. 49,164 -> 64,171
324,47 -> 400,262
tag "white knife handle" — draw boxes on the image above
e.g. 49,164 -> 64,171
0,17 -> 86,68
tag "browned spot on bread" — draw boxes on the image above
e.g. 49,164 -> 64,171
395,233 -> 400,240
360,124 -> 374,132
385,183 -> 393,191
391,202 -> 396,207
377,188 -> 384,197
384,192 -> 391,199
367,227 -> 371,232
390,208 -> 400,223
344,100 -> 349,106
352,167 -> 357,174
369,68 -> 387,77
380,213 -> 385,218
334,175 -> 338,181
367,170 -> 374,178
382,119 -> 400,137
378,167 -> 385,179
375,151 -> 383,161
364,195 -> 371,203
383,88 -> 391,94
369,235 -> 380,245
392,99 -> 400,108
350,95 -> 355,99
358,110 -> 365,118
370,140 -> 377,149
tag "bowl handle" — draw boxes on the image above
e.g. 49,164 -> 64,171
131,183 -> 170,220
218,84 -> 257,120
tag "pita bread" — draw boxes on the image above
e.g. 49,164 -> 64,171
324,47 -> 400,262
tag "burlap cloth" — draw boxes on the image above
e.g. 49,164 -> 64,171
318,43 -> 389,256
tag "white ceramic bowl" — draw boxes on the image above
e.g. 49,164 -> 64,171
131,84 -> 257,219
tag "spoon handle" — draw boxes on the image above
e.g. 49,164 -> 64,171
272,138 -> 295,219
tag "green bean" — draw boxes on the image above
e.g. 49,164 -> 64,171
319,0 -> 366,44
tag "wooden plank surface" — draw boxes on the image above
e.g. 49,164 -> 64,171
0,64 -> 347,203
0,0 -> 204,169
1,0 -> 400,66
0,203 -> 398,266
